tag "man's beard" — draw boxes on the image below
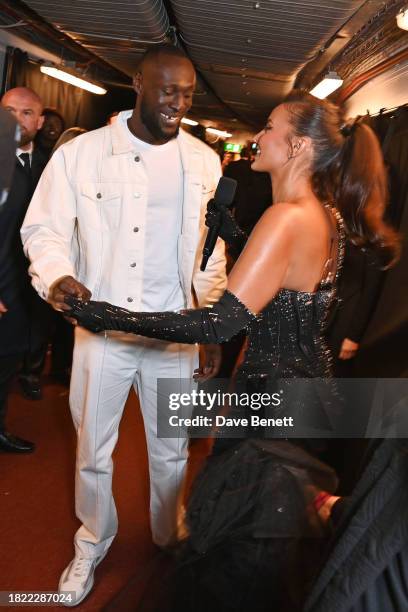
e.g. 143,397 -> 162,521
19,130 -> 35,147
140,99 -> 179,142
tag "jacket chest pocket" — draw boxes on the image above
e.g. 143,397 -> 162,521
79,183 -> 121,231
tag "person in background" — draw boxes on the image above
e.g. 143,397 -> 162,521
106,111 -> 119,125
326,244 -> 384,376
0,106 -> 19,207
224,145 -> 272,237
52,127 -> 87,151
48,127 -> 88,386
221,151 -> 234,170
35,107 -> 65,159
22,44 -> 226,605
0,87 -> 47,451
305,439 -> 408,612
1,90 -> 52,402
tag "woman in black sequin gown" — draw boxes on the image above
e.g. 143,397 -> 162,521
66,91 -> 399,611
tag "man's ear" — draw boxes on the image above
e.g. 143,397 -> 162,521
37,114 -> 45,131
133,72 -> 142,95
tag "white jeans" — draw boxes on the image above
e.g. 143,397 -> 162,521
69,326 -> 198,557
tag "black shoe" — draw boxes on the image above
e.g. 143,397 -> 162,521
0,431 -> 35,453
19,376 -> 42,400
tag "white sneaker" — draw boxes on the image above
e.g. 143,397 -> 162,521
58,550 -> 107,607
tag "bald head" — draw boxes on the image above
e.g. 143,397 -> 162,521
1,87 -> 44,148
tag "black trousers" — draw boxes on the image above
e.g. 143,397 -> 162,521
50,313 -> 74,375
0,296 -> 29,429
19,288 -> 54,380
0,353 -> 23,430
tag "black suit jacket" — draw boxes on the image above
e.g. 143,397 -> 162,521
325,243 -> 384,352
0,148 -> 47,306
305,440 -> 408,612
0,148 -> 47,355
223,159 -> 272,234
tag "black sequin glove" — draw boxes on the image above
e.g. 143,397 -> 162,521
65,290 -> 256,344
205,199 -> 248,259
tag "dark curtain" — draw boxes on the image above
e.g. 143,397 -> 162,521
4,47 -> 134,131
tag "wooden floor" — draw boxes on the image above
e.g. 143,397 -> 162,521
0,372 -> 208,611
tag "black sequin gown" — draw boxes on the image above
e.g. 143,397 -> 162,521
167,284 -> 341,612
239,287 -> 334,381
175,210 -> 345,612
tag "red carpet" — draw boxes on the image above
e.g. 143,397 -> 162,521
0,374 -> 208,611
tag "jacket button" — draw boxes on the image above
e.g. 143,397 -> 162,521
130,262 -> 136,268
96,193 -> 102,199
127,297 -> 133,303
133,226 -> 139,233
134,155 -> 140,162
134,192 -> 141,198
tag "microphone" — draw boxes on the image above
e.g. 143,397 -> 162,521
200,176 -> 237,271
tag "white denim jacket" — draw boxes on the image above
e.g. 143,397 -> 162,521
21,111 -> 227,310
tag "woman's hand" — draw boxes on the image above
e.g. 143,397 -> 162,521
318,495 -> 341,522
0,299 -> 7,319
64,296 -> 108,333
314,491 -> 341,522
339,338 -> 359,360
205,199 -> 246,250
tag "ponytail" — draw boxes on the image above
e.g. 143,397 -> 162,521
284,91 -> 400,269
335,122 -> 400,268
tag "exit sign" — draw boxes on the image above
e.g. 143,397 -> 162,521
224,143 -> 242,153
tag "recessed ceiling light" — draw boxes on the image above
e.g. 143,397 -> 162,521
40,65 -> 106,94
310,71 -> 343,99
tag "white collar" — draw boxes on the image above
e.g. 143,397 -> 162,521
16,142 -> 34,162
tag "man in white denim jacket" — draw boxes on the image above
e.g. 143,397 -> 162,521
21,45 -> 226,606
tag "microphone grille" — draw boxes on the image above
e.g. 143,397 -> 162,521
214,176 -> 237,206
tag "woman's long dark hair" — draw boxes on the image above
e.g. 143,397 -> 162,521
283,90 -> 400,267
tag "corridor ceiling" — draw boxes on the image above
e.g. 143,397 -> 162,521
1,0 -> 408,130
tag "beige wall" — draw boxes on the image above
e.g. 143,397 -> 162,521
345,59 -> 408,118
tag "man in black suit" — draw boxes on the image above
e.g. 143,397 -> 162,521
0,106 -> 19,207
0,87 -> 47,452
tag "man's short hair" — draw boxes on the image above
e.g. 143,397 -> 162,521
137,44 -> 192,72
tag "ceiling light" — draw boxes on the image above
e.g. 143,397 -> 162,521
396,7 -> 408,30
181,117 -> 199,126
310,71 -> 343,99
206,127 -> 232,138
40,65 -> 107,95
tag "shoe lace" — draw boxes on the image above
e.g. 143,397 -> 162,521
71,557 -> 94,579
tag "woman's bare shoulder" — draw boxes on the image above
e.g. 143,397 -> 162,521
252,201 -> 304,235
227,202 -> 302,313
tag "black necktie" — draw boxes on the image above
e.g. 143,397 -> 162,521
19,152 -> 32,178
